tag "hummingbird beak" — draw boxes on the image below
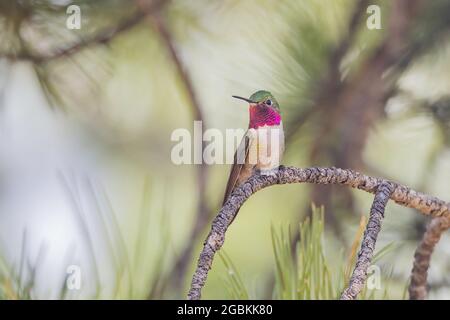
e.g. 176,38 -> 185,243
232,95 -> 256,104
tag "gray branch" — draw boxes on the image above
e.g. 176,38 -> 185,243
340,181 -> 394,300
187,166 -> 450,300
409,216 -> 450,299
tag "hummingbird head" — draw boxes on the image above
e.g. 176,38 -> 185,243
232,90 -> 281,129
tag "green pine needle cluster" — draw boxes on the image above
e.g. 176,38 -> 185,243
221,205 -> 404,300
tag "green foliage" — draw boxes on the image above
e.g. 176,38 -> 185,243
0,233 -> 39,300
221,205 -> 403,300
272,0 -> 356,108
219,251 -> 249,300
0,255 -> 22,299
272,206 -> 338,299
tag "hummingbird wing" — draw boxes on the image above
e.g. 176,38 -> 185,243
222,130 -> 255,206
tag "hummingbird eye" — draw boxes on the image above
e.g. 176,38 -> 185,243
265,99 -> 272,106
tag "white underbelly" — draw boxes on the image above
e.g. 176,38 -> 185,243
248,122 -> 285,170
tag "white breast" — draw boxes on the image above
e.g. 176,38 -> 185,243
248,122 -> 285,170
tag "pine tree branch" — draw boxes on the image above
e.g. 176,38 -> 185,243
409,216 -> 450,300
3,0 -> 168,64
340,181 -> 394,300
187,166 -> 450,300
147,12 -> 209,297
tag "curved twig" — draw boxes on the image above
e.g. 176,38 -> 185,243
150,14 -> 204,124
409,216 -> 450,300
340,181 -> 394,300
187,166 -> 450,300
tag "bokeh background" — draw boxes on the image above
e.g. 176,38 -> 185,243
1,0 -> 450,299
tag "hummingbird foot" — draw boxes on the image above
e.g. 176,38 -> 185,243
255,167 -> 280,178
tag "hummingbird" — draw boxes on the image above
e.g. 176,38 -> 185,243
223,90 -> 285,207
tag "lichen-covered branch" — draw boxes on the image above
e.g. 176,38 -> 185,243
340,181 -> 394,300
187,166 -> 450,300
409,216 -> 450,300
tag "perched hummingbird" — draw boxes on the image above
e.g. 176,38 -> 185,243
223,90 -> 285,206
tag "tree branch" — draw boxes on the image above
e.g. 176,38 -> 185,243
340,181 -> 394,300
4,0 -> 168,64
147,12 -> 209,297
409,216 -> 450,300
187,166 -> 450,300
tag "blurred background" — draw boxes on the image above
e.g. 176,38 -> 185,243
0,0 -> 450,299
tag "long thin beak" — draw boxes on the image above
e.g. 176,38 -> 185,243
232,95 -> 255,103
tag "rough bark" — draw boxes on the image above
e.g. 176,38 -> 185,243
340,181 -> 394,300
187,166 -> 450,300
409,216 -> 450,300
